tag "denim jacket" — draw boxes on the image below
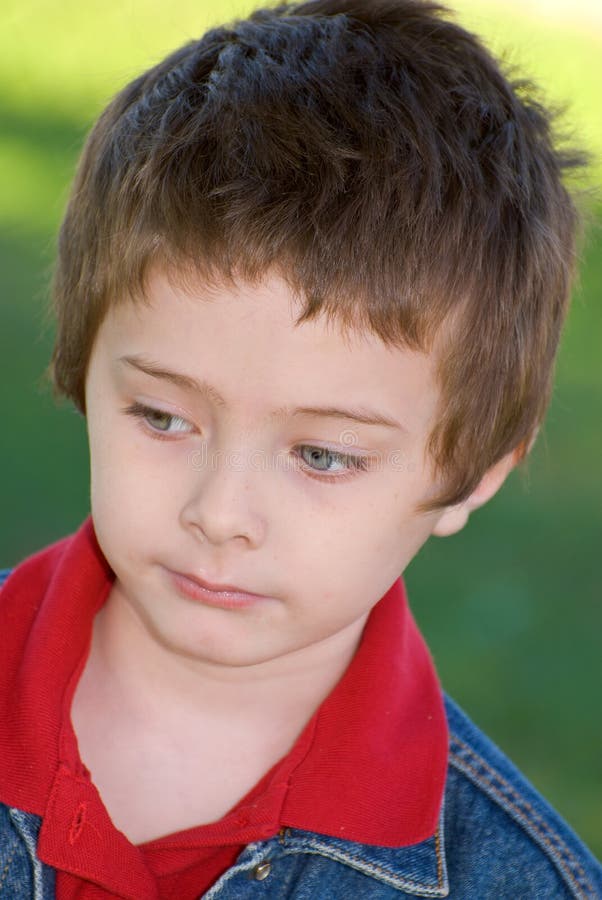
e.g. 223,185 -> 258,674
1,568 -> 601,899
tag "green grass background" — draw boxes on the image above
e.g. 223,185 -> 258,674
1,0 -> 601,858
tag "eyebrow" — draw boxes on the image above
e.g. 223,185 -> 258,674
118,354 -> 407,432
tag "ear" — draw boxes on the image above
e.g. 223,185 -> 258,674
432,448 -> 519,538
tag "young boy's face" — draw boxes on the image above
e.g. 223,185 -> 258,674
85,268 -> 450,670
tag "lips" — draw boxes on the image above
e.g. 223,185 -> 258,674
167,569 -> 272,609
180,572 -> 264,596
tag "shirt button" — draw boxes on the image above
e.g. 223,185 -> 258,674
253,861 -> 272,881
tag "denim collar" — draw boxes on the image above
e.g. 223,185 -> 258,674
277,800 -> 448,896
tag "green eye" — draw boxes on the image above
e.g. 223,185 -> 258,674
298,445 -> 369,476
146,410 -> 173,431
122,402 -> 193,436
301,446 -> 339,472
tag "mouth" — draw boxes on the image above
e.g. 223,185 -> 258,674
167,570 -> 273,610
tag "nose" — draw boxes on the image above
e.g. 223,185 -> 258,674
180,444 -> 267,547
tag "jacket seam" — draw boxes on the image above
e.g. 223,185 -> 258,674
282,824 -> 447,895
284,846 -> 445,896
434,822 -> 444,889
449,736 -> 593,899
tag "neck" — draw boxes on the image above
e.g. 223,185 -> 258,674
84,583 -> 368,734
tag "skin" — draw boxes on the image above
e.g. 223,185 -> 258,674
73,266 -> 517,840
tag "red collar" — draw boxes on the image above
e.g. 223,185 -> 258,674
0,518 -> 448,896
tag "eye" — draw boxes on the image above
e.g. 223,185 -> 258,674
295,445 -> 369,480
122,402 -> 194,437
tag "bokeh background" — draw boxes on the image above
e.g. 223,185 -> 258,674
1,0 -> 601,858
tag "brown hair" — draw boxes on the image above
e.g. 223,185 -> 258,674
48,0 -> 586,512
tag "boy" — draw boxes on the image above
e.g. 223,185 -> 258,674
1,0 -> 600,896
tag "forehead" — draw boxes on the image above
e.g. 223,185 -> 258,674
98,268 -> 441,436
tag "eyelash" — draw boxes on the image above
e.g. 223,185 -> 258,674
121,401 -> 370,482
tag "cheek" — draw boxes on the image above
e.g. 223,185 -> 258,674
88,425 -> 175,538
338,492 -> 434,576
92,460 -> 176,523
299,506 -> 399,582
91,463 -> 171,576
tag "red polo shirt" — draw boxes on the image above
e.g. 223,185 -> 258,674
0,518 -> 448,899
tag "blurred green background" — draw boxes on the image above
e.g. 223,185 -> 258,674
1,0 -> 601,858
